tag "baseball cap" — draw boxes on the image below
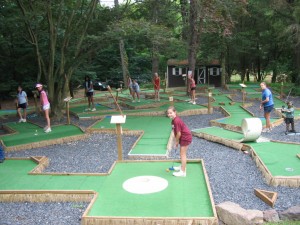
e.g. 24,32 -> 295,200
36,83 -> 43,88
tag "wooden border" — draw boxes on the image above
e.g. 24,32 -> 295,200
192,130 -> 249,151
5,157 -> 113,176
1,121 -> 87,152
81,159 -> 218,225
250,147 -> 300,187
0,190 -> 96,203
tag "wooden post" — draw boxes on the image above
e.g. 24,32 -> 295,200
242,87 -> 245,106
208,89 -> 212,114
169,96 -> 174,106
116,123 -> 122,161
66,101 -> 70,124
110,115 -> 126,162
64,97 -> 72,125
239,83 -> 247,107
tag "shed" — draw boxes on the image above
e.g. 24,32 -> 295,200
166,59 -> 222,88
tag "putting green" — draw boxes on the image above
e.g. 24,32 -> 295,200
193,127 -> 244,140
250,142 -> 300,177
0,159 -> 215,219
193,127 -> 300,177
89,161 -> 214,217
70,103 -> 112,114
0,109 -> 17,117
0,122 -> 84,147
92,116 -> 172,156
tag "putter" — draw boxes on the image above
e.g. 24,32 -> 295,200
169,146 -> 178,171
285,87 -> 294,103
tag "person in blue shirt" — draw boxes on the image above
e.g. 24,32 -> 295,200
260,82 -> 274,132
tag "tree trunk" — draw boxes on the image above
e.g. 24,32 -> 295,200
294,44 -> 300,84
180,0 -> 189,40
246,69 -> 250,82
221,52 -> 226,87
188,0 -> 201,93
119,39 -> 130,87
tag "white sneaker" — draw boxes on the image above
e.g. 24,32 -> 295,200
18,118 -> 23,123
22,119 -> 27,122
262,128 -> 270,133
85,108 -> 91,111
43,126 -> 48,131
91,108 -> 96,112
45,127 -> 52,133
192,101 -> 196,105
188,101 -> 193,103
173,170 -> 186,177
132,100 -> 135,103
173,165 -> 181,171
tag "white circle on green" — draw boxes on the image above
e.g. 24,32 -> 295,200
122,176 -> 168,194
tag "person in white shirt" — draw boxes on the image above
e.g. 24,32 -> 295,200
16,85 -> 28,123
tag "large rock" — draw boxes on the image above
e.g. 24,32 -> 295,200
216,201 -> 263,225
279,205 -> 300,221
263,209 -> 280,222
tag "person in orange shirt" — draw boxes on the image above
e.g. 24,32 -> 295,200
153,72 -> 160,101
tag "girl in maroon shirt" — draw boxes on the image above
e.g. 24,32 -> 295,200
167,106 -> 192,177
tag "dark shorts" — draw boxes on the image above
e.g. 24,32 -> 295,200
285,118 -> 294,124
191,87 -> 196,91
86,92 -> 94,97
17,103 -> 27,109
180,140 -> 192,147
264,105 -> 274,113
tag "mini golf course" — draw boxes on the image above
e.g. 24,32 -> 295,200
0,84 -> 300,224
0,159 -> 217,224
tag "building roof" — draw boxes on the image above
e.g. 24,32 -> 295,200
167,59 -> 220,66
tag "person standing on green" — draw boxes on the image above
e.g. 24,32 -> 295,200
260,82 -> 274,132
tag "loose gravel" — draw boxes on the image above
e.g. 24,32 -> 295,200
0,202 -> 88,225
1,91 -> 300,224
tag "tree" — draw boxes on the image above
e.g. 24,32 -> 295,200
16,0 -> 98,118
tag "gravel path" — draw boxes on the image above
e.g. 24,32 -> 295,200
1,92 -> 300,224
0,202 -> 88,225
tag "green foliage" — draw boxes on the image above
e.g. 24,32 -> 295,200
1,0 -> 300,108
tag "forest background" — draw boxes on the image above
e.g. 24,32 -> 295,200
1,0 -> 300,118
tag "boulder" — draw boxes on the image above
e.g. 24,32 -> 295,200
279,205 -> 300,221
263,209 -> 280,222
216,201 -> 263,225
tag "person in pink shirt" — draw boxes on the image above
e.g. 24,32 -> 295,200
36,83 -> 51,133
167,106 -> 192,177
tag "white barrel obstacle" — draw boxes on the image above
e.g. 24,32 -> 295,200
240,118 -> 262,142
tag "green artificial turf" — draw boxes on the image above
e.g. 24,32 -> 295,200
0,160 -> 215,218
92,116 -> 171,156
250,142 -> 300,177
0,122 -> 84,147
88,161 -> 214,218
